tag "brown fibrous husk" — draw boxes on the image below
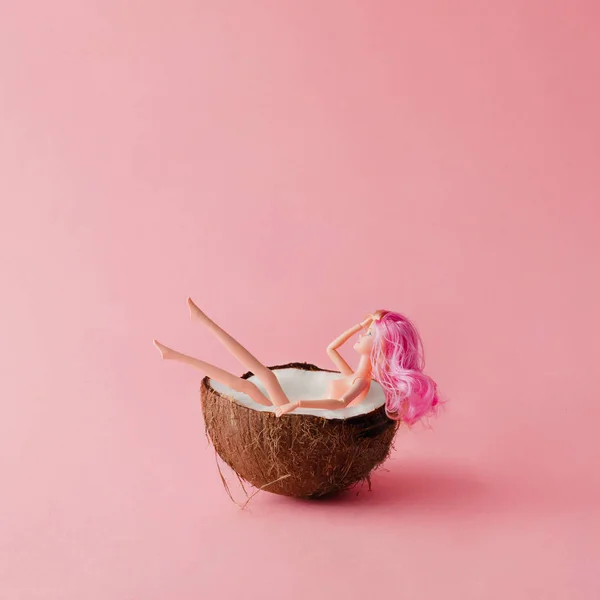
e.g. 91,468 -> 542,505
200,362 -> 400,499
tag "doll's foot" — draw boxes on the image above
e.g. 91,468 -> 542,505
153,339 -> 175,360
187,297 -> 208,323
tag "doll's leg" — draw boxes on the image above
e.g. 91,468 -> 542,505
187,298 -> 290,407
153,340 -> 272,407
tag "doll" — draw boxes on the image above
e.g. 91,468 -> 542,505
153,298 -> 440,426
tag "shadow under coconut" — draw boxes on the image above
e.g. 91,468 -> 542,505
287,462 -> 490,514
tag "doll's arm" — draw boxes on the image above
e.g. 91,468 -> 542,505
327,317 -> 373,376
302,377 -> 368,408
275,378 -> 369,416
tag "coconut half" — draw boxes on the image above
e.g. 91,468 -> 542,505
200,362 -> 399,499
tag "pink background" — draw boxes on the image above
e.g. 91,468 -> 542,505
1,1 -> 599,598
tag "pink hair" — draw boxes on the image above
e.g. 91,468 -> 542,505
370,310 -> 441,426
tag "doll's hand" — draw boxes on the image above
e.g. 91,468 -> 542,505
362,311 -> 384,326
360,314 -> 374,328
275,402 -> 299,417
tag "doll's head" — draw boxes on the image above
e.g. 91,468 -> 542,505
369,310 -> 440,425
353,321 -> 377,355
353,310 -> 388,355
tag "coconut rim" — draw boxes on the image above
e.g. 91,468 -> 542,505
203,361 -> 392,422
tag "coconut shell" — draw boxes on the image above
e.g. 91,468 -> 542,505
200,362 -> 399,499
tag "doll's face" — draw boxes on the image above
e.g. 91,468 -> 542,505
354,323 -> 375,355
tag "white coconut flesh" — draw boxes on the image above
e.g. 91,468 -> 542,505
210,367 -> 387,419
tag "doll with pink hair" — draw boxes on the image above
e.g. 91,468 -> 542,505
153,300 -> 440,425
